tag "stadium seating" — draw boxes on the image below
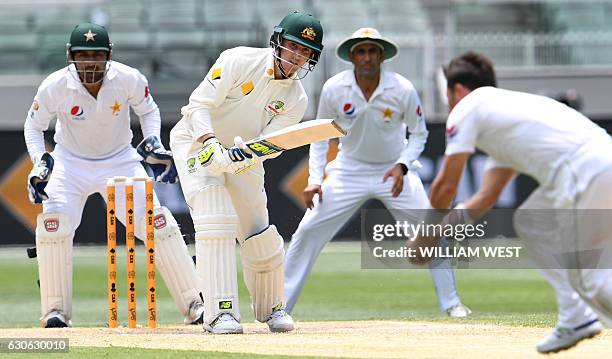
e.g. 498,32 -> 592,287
4,0 -> 612,123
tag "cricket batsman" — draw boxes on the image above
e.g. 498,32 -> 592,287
170,11 -> 324,333
24,23 -> 204,327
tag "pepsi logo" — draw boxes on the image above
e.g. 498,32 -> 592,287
446,124 -> 457,138
145,86 -> 149,98
70,106 -> 84,117
416,105 -> 423,118
343,103 -> 355,116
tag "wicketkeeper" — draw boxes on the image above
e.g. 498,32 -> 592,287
24,23 -> 204,327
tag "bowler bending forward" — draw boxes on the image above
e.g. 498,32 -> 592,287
411,51 -> 612,353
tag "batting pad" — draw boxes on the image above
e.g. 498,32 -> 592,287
241,225 -> 285,322
192,185 -> 241,324
141,206 -> 201,317
35,213 -> 73,324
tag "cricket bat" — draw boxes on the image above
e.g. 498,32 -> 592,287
243,119 -> 346,157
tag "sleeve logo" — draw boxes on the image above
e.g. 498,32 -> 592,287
211,68 -> 221,80
416,104 -> 423,118
446,124 -> 457,138
241,81 -> 254,95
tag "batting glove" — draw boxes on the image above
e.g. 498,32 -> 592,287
190,137 -> 255,177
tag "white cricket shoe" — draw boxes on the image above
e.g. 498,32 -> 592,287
536,319 -> 603,353
42,310 -> 70,328
446,303 -> 472,318
184,300 -> 205,325
203,313 -> 243,334
266,309 -> 295,333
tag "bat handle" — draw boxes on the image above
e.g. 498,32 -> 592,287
234,136 -> 249,152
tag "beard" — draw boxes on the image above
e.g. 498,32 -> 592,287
78,69 -> 104,84
357,63 -> 380,78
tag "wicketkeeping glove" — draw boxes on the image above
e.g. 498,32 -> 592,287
136,135 -> 178,183
27,152 -> 54,204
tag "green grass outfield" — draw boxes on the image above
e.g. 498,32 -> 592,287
0,242 -> 558,356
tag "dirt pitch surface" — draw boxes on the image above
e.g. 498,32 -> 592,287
4,321 -> 610,358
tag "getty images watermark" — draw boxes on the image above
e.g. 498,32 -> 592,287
369,219 -> 522,259
361,209 -> 531,269
361,209 -> 612,269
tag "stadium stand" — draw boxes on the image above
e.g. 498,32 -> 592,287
3,0 -> 612,122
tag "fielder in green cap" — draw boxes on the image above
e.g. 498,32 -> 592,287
170,11 -> 324,334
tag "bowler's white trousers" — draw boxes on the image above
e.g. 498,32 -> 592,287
514,165 -> 612,327
285,155 -> 461,313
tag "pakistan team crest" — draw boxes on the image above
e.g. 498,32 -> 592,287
265,100 -> 285,115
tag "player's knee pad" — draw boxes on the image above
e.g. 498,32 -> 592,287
35,213 -> 73,323
192,185 -> 240,323
139,206 -> 201,316
241,225 -> 285,322
192,185 -> 238,239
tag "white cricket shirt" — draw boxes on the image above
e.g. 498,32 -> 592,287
445,86 -> 612,205
178,46 -> 308,147
24,61 -> 160,161
308,70 -> 428,185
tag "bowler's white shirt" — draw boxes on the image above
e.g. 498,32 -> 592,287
179,46 -> 308,147
308,70 -> 428,185
446,86 -> 612,204
24,61 -> 160,161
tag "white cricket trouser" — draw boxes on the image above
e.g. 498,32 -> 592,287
515,165 -> 612,327
284,156 -> 461,313
171,118 -> 283,323
44,145 -> 161,237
